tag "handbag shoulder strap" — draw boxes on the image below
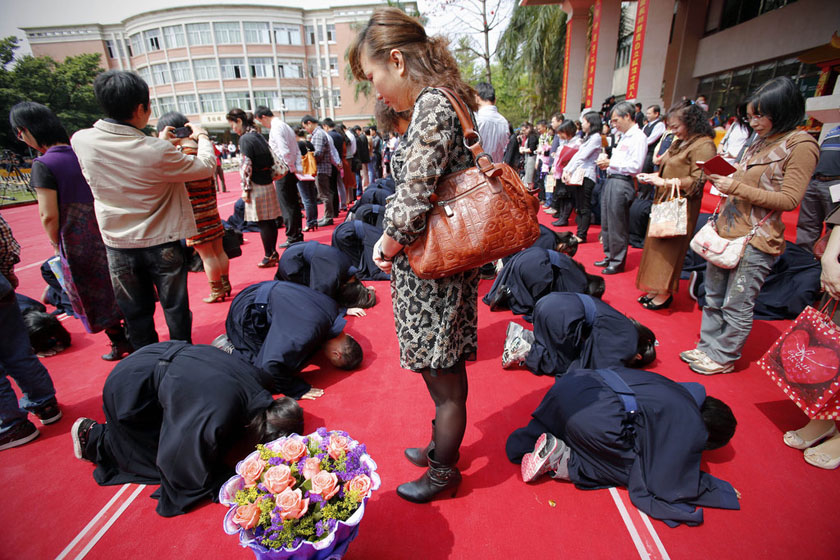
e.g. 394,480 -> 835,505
434,86 -> 495,175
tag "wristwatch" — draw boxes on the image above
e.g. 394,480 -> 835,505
378,246 -> 392,262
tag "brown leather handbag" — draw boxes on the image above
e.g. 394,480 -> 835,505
404,87 -> 540,279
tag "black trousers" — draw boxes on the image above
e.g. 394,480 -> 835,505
274,173 -> 302,242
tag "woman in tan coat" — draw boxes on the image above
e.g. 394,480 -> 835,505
635,100 -> 716,310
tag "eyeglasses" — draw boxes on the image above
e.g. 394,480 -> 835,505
748,113 -> 767,122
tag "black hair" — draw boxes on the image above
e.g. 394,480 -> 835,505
254,106 -> 274,119
551,112 -> 565,122
247,396 -> 304,442
93,70 -> 150,121
626,318 -> 656,367
647,104 -> 661,115
733,101 -> 753,133
666,100 -> 715,139
476,82 -> 496,103
337,278 -> 376,309
611,101 -> 635,119
747,76 -> 805,136
352,125 -> 362,132
369,124 -> 377,132
554,231 -> 579,257
155,111 -> 188,132
301,114 -> 319,125
581,111 -> 603,140
9,102 -> 70,148
536,119 -> 548,127
322,117 -> 336,128
22,309 -> 71,354
584,274 -> 606,299
337,334 -> 364,370
295,126 -> 307,138
557,119 -> 577,139
225,108 -> 255,128
701,396 -> 737,450
635,103 -> 642,110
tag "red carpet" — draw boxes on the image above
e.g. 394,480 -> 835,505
1,178 -> 838,560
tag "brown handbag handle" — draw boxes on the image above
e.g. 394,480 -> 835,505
435,86 -> 497,176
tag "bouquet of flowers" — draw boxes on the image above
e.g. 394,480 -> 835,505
220,428 -> 380,559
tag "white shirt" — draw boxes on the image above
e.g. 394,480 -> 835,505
475,104 -> 509,164
644,119 -> 666,146
719,123 -> 751,164
608,124 -> 647,176
268,116 -> 302,173
344,129 -> 356,159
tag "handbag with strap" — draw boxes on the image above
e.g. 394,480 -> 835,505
566,166 -> 586,186
404,87 -> 540,279
689,198 -> 773,269
647,178 -> 687,238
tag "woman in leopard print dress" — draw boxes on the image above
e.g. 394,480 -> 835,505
349,7 -> 480,503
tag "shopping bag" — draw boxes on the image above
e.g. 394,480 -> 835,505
544,174 -> 556,193
758,302 -> 840,419
647,179 -> 687,238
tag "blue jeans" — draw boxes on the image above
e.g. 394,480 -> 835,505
105,242 -> 191,349
697,244 -> 776,365
297,179 -> 319,228
0,291 -> 57,433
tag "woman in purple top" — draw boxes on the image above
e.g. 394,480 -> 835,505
10,102 -> 130,361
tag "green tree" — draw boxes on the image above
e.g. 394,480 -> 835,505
0,36 -> 103,151
496,5 -> 567,119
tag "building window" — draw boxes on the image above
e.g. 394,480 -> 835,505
149,98 -> 160,118
332,88 -> 341,108
243,22 -> 271,44
200,92 -> 225,113
226,91 -> 252,111
254,90 -> 281,111
157,96 -> 177,114
105,40 -> 116,59
326,24 -> 336,42
220,58 -> 246,79
716,0 -> 797,33
151,63 -> 171,86
307,59 -> 321,78
193,59 -> 218,81
274,25 -> 301,45
278,60 -> 304,79
177,94 -> 200,115
329,56 -> 339,76
305,25 -> 316,45
136,66 -> 152,85
144,29 -> 161,51
162,25 -> 186,48
129,33 -> 144,55
615,34 -> 632,69
284,94 -> 308,112
170,60 -> 192,83
214,22 -> 241,45
249,57 -> 275,78
186,23 -> 212,46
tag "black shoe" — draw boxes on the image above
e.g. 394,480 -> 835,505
317,218 -> 334,227
102,340 -> 133,362
278,238 -> 303,249
31,399 -> 62,425
642,294 -> 673,310
601,266 -> 624,275
405,420 -> 435,467
594,259 -> 610,267
552,219 -> 569,227
72,417 -> 97,461
489,286 -> 512,312
637,294 -> 654,304
396,451 -> 461,503
0,420 -> 39,451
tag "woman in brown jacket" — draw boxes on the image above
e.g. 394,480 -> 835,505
636,101 -> 716,310
680,77 -> 819,375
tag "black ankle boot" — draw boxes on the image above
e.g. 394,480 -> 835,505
396,451 -> 461,503
101,339 -> 133,361
405,420 -> 435,467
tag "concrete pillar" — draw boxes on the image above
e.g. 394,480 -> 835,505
662,0 -> 709,108
627,0 -> 675,109
588,0 -> 621,112
562,11 -> 588,119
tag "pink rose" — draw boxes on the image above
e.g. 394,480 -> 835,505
276,488 -> 310,520
239,454 -> 266,488
280,438 -> 307,462
232,502 -> 261,530
346,474 -> 372,501
310,470 -> 340,500
301,457 -> 322,480
263,465 -> 294,494
327,435 -> 351,460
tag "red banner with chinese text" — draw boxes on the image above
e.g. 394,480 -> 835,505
626,0 -> 649,100
584,0 -> 602,108
561,18 -> 572,113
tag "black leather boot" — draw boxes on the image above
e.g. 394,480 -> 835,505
396,451 -> 461,503
404,420 -> 435,467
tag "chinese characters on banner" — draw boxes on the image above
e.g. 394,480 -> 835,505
626,0 -> 649,100
561,19 -> 573,113
584,0 -> 602,108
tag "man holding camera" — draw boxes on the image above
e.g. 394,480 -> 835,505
72,70 -> 216,349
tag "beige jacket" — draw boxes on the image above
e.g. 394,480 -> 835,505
71,120 -> 216,248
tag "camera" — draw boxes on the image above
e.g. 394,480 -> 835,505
173,126 -> 192,138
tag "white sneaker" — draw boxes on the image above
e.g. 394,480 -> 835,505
502,322 -> 534,369
689,355 -> 735,375
679,348 -> 708,363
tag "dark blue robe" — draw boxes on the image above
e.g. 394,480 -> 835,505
275,241 -> 358,300
501,225 -> 560,265
356,182 -> 392,207
506,367 -> 740,527
525,292 -> 638,376
483,247 -> 588,321
331,221 -> 390,281
348,203 -> 386,229
225,281 -> 346,399
90,341 -> 274,517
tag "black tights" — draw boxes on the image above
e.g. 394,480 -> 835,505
257,220 -> 278,257
421,360 -> 468,465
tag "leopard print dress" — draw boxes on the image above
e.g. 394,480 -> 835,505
384,87 -> 480,372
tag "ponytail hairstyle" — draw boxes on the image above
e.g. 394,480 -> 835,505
225,108 -> 257,133
348,7 -> 478,112
246,396 -> 304,443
